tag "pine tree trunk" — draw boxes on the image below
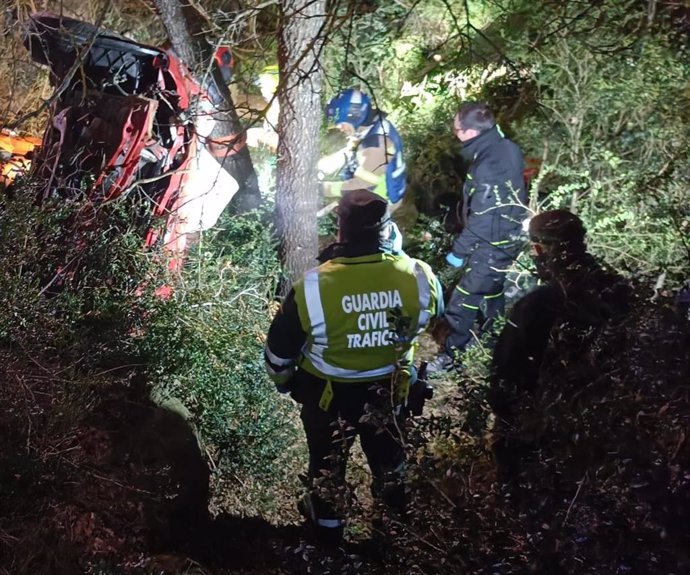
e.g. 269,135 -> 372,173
276,0 -> 325,289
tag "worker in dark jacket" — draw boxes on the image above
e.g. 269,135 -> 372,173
489,209 -> 631,483
264,189 -> 443,545
429,102 -> 527,372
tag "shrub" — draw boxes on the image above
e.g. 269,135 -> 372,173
516,36 -> 690,281
0,188 -> 156,365
136,208 -> 303,516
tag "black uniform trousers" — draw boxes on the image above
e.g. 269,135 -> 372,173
292,370 -> 406,525
445,247 -> 517,354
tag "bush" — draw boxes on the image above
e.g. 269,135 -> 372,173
0,189 -> 157,365
136,208 -> 303,516
516,36 -> 690,281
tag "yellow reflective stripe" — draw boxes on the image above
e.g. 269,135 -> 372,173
319,380 -> 334,411
461,303 -> 480,310
353,166 -> 382,185
484,291 -> 504,299
456,286 -> 471,296
491,240 -> 510,246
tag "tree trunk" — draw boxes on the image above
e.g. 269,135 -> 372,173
276,0 -> 326,288
152,0 -> 261,212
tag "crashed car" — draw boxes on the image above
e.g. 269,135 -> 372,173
21,12 -> 240,270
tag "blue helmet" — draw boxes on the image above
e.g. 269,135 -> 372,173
326,88 -> 371,128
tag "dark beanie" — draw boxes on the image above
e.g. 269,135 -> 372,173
338,190 -> 389,236
528,209 -> 586,246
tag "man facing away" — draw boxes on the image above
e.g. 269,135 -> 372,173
264,189 -> 443,545
489,209 -> 631,484
429,102 -> 527,373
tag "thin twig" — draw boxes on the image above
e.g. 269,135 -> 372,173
388,519 -> 447,554
563,470 -> 587,526
60,456 -> 160,498
429,479 -> 457,508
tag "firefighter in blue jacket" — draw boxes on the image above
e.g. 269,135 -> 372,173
264,189 -> 443,545
429,102 -> 528,373
320,88 -> 407,253
320,88 -> 406,207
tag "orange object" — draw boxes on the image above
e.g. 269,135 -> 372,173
0,132 -> 41,188
0,132 -> 40,155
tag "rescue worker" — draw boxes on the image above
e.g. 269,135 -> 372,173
320,88 -> 407,253
489,209 -> 631,484
321,88 -> 406,208
428,102 -> 527,373
264,189 -> 443,545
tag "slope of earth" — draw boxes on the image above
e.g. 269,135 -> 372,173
1,294 -> 689,574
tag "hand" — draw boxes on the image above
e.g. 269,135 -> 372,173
445,253 -> 465,268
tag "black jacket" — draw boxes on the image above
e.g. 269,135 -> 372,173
452,126 -> 527,259
488,253 -> 631,419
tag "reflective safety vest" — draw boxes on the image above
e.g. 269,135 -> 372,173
344,117 -> 407,204
292,253 -> 440,383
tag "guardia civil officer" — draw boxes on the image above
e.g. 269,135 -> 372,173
264,189 -> 443,545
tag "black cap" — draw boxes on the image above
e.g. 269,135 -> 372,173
337,189 -> 389,232
528,209 -> 586,245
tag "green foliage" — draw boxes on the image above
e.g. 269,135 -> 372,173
514,29 -> 690,279
323,2 -> 410,99
395,83 -> 465,211
0,182 -> 299,515
136,209 -> 301,511
320,0 -> 690,286
0,190 -> 156,365
450,317 -> 505,437
404,214 -> 458,285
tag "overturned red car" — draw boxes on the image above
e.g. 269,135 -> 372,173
20,12 -> 242,271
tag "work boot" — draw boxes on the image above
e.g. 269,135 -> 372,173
426,353 -> 455,374
298,493 -> 345,548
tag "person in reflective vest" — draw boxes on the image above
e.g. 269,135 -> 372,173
264,189 -> 443,545
320,88 -> 406,208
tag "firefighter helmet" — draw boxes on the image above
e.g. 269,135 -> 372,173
326,88 -> 371,128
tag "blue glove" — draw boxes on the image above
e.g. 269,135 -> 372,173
446,253 -> 465,268
390,222 -> 404,254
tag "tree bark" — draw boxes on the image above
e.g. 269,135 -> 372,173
276,0 -> 326,288
152,0 -> 261,212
